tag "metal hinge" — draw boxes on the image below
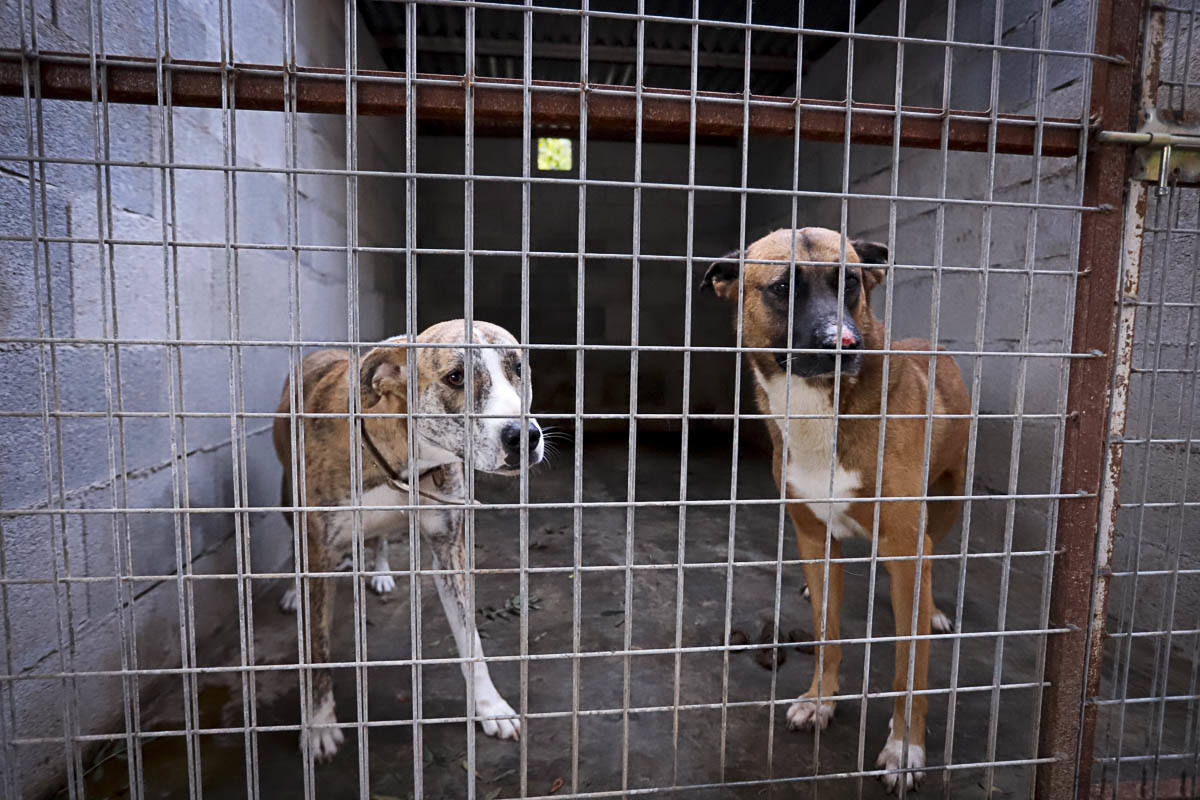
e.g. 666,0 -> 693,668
1098,112 -> 1200,194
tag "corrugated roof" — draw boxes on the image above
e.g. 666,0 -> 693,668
359,0 -> 885,96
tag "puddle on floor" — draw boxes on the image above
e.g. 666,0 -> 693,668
75,684 -> 247,800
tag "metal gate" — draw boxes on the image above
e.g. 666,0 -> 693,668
0,1 -> 1193,798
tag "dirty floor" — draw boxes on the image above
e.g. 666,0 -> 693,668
71,434 -> 1115,799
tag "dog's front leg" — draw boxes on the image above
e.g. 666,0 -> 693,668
370,538 -> 396,595
876,514 -> 933,794
298,511 -> 346,762
425,510 -> 520,741
787,520 -> 843,733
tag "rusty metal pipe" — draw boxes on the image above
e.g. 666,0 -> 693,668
1035,0 -> 1144,796
0,51 -> 1083,154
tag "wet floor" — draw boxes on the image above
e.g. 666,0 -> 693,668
62,433 -> 1133,799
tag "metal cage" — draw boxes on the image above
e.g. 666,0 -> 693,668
0,1 -> 1192,799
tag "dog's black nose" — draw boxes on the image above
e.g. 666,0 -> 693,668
501,421 -> 540,453
819,326 -> 861,350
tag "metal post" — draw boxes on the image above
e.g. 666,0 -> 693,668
1036,0 -> 1143,797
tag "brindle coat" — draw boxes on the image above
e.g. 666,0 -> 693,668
702,228 -> 969,792
273,320 -> 537,761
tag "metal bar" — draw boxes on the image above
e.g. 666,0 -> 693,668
0,489 -> 1098,517
2,680 -> 1056,735
619,2 -> 645,790
1035,0 -> 1143,795
518,0 -> 533,795
0,626 -> 1074,681
402,4 -> 425,797
1096,130 -> 1200,147
669,1 -> 698,787
0,547 -> 1071,582
569,5 -> 588,794
0,54 -> 1084,154
716,0 -> 751,784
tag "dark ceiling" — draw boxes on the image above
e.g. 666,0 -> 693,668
358,1 -> 886,97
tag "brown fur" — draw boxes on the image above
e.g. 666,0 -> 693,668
703,227 -> 969,789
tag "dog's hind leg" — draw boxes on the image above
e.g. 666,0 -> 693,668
279,471 -> 299,613
297,512 -> 345,762
926,468 -> 965,634
426,511 -> 520,741
370,538 -> 396,595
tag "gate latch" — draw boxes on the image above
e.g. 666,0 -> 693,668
1098,112 -> 1200,193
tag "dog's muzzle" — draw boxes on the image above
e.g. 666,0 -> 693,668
500,421 -> 543,468
777,322 -> 864,378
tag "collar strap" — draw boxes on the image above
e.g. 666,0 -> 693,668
357,418 -> 470,507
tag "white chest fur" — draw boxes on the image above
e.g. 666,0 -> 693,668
755,368 -> 867,540
330,480 -> 456,548
333,484 -> 408,544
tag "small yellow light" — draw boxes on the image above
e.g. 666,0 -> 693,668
537,137 -> 572,171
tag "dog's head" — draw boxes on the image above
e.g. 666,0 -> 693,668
359,320 -> 544,475
699,227 -> 887,380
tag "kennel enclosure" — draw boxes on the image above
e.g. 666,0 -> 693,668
1,0 -> 1198,798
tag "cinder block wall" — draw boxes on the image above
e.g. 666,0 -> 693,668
0,0 -> 407,793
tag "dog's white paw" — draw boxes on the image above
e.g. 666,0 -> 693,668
370,574 -> 396,595
786,696 -> 836,731
477,693 -> 521,741
300,697 -> 344,763
931,608 -> 954,634
279,587 -> 298,613
876,735 -> 925,793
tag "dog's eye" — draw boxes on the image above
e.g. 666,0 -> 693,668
770,281 -> 789,296
836,271 -> 860,293
513,360 -> 522,377
444,369 -> 464,388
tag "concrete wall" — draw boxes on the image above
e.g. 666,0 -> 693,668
0,0 -> 407,793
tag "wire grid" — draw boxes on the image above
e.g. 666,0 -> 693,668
0,0 -> 1120,799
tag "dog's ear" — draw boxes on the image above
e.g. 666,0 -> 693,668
699,249 -> 743,301
851,239 -> 888,292
360,345 -> 407,408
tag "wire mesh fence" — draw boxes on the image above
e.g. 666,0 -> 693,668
0,0 -> 1175,798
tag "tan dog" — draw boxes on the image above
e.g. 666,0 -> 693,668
273,320 -> 544,761
701,228 -> 969,792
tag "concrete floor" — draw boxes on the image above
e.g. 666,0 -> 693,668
74,434 -> 1077,799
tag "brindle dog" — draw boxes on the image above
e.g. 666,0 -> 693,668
273,320 -> 544,761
